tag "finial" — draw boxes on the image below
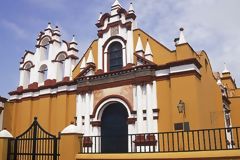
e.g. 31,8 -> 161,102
223,63 -> 230,73
98,12 -> 103,21
71,35 -> 76,43
217,79 -> 222,86
135,35 -> 144,53
178,27 -> 187,45
47,22 -> 52,29
112,0 -> 122,10
145,40 -> 153,61
128,2 -> 135,13
87,48 -> 95,64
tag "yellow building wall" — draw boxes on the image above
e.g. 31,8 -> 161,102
197,52 -> 224,129
3,92 -> 76,137
156,48 -> 225,132
229,97 -> 240,127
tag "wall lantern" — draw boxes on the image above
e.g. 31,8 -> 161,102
177,100 -> 185,115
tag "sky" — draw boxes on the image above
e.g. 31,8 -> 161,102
0,0 -> 240,98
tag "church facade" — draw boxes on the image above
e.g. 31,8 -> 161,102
1,0 -> 240,159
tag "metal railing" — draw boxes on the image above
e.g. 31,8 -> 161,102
80,127 -> 240,154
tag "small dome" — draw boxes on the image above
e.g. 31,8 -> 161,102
0,129 -> 13,138
61,124 -> 82,134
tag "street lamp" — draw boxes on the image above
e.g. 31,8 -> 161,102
177,100 -> 186,131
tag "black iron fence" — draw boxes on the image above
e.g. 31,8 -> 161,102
7,117 -> 60,160
80,127 -> 240,153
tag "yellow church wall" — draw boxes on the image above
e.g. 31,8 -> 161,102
222,78 -> 236,90
229,97 -> 240,127
198,52 -> 225,129
72,40 -> 98,79
156,50 -> 225,132
133,29 -> 175,65
175,43 -> 198,61
156,79 -> 172,132
14,99 -> 32,136
2,102 -> 16,134
3,92 -> 76,137
170,75 -> 201,131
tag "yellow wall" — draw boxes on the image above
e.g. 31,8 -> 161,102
229,97 -> 240,127
72,40 -> 98,79
156,48 -> 225,132
133,29 -> 174,65
3,92 -> 76,137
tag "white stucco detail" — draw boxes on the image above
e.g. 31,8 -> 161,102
0,129 -> 13,138
19,23 -> 79,88
136,85 -> 144,133
97,2 -> 136,71
94,98 -> 132,121
61,124 -> 82,134
9,85 -> 77,100
0,109 -> 3,130
155,63 -> 200,78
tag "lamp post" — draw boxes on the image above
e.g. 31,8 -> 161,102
177,100 -> 186,131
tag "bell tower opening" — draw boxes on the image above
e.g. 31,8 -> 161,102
101,102 -> 128,153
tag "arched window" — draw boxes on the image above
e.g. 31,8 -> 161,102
22,61 -> 33,87
55,53 -> 67,81
40,37 -> 50,60
39,64 -> 48,84
108,42 -> 123,71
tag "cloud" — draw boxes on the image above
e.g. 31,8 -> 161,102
131,0 -> 240,83
1,20 -> 28,39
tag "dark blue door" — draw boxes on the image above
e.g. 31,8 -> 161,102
101,103 -> 128,153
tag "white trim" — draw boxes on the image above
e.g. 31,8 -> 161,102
136,85 -> 144,133
94,98 -> 131,121
103,39 -> 125,53
170,64 -> 200,74
155,63 -> 200,77
9,85 -> 77,100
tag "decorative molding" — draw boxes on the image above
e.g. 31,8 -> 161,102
90,121 -> 101,127
127,118 -> 137,124
97,21 -> 132,38
9,82 -> 77,100
91,95 -> 133,119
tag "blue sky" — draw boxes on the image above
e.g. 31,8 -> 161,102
0,0 -> 240,97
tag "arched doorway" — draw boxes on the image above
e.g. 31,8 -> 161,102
101,102 -> 128,153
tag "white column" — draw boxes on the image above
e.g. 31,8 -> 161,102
64,59 -> 71,78
0,109 -> 3,130
19,70 -> 24,86
152,81 -> 158,132
85,93 -> 90,136
48,43 -> 54,60
146,83 -> 154,133
127,30 -> 134,64
136,85 -> 143,133
123,48 -> 127,67
98,39 -> 103,70
104,52 -> 107,72
89,92 -> 94,135
76,94 -> 83,132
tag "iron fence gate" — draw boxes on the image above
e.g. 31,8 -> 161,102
7,117 -> 60,160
